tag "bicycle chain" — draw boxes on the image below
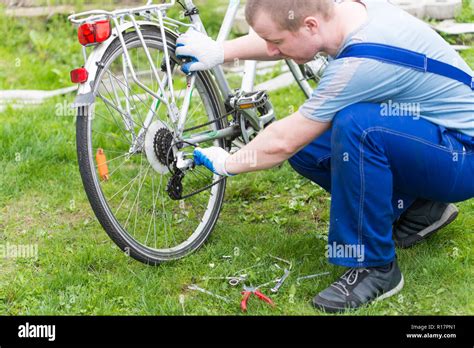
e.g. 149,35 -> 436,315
167,170 -> 226,201
183,109 -> 236,133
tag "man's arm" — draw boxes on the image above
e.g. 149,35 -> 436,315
225,112 -> 331,174
223,30 -> 283,63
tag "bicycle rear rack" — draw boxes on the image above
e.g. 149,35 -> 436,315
68,0 -> 202,143
68,1 -> 176,25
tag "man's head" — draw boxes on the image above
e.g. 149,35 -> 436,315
245,0 -> 336,63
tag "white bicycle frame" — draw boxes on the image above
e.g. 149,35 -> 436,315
68,0 -> 313,152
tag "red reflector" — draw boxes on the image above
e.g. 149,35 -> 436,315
78,20 -> 111,46
71,68 -> 89,84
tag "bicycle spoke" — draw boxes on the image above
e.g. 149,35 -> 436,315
94,152 -> 130,168
132,162 -> 151,238
97,90 -> 136,145
105,69 -> 154,129
184,99 -> 205,128
101,75 -> 146,132
92,128 -> 131,147
114,165 -> 142,216
124,155 -> 148,230
155,175 -> 163,249
93,147 -> 130,155
159,174 -> 169,248
109,169 -> 143,202
144,171 -> 157,245
107,154 -> 136,179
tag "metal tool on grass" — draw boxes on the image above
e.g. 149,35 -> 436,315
201,274 -> 248,287
179,294 -> 186,315
269,255 -> 293,270
296,272 -> 331,284
271,268 -> 291,293
187,285 -> 231,303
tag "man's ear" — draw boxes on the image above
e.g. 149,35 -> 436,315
303,16 -> 319,34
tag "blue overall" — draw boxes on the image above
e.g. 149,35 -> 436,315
289,44 -> 474,268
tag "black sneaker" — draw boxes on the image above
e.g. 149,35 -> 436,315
313,260 -> 404,313
393,200 -> 459,249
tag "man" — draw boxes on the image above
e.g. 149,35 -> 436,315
176,0 -> 474,312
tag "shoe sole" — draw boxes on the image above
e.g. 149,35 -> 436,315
375,274 -> 405,302
394,204 -> 459,249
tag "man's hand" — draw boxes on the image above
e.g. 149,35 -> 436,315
193,147 -> 235,177
176,29 -> 224,74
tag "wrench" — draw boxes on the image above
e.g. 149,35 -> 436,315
270,269 -> 291,293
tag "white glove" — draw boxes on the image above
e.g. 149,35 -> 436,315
176,28 -> 225,74
193,147 -> 235,177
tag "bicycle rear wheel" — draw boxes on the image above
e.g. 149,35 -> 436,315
76,28 -> 228,265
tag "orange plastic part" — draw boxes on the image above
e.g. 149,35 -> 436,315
96,148 -> 110,182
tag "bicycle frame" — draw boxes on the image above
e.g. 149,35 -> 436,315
68,0 -> 284,154
173,0 -> 277,146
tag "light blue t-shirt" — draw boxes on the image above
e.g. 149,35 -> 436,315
299,0 -> 474,136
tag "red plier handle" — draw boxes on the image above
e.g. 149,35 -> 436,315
240,291 -> 252,312
240,289 -> 275,312
254,290 -> 275,307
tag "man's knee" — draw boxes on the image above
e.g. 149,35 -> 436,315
288,150 -> 312,173
289,129 -> 333,171
288,143 -> 330,173
288,151 -> 332,192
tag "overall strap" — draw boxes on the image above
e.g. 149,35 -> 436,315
337,43 -> 474,90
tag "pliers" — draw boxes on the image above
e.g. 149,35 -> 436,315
240,286 -> 275,312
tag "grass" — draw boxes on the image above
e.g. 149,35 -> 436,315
0,1 -> 473,316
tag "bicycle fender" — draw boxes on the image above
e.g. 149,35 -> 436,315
72,20 -> 176,108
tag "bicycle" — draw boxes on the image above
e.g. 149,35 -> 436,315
68,0 -> 328,265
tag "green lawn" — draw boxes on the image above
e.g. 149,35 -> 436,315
0,1 -> 473,315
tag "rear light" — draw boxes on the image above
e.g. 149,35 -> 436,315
70,68 -> 89,84
78,20 -> 111,46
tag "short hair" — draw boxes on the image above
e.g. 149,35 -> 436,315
245,0 -> 335,32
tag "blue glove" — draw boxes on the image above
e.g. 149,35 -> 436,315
176,28 -> 225,74
193,147 -> 235,177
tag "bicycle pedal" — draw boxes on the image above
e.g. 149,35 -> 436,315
233,91 -> 268,110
